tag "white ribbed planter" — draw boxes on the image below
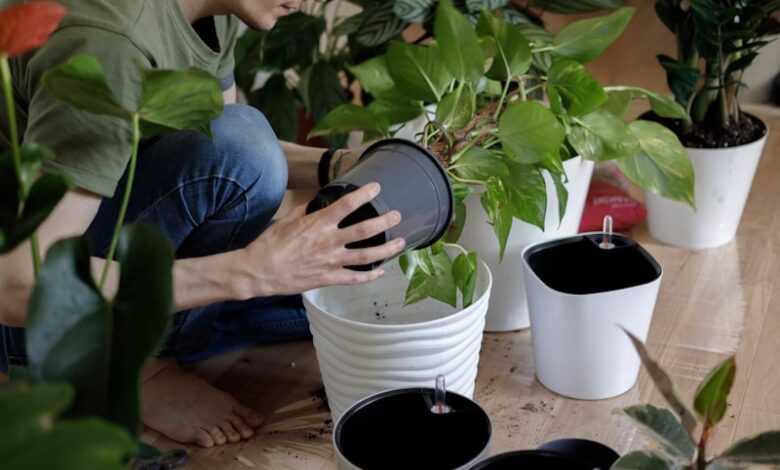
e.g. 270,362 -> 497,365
458,157 -> 594,332
645,126 -> 768,250
303,261 -> 493,422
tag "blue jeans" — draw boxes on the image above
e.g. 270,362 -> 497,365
1,104 -> 311,373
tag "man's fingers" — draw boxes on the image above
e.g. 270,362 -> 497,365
322,183 -> 380,223
338,210 -> 402,245
341,238 -> 406,267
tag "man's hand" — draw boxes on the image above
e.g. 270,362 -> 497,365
238,183 -> 405,298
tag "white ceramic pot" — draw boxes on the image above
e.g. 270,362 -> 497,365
458,157 -> 594,332
645,128 -> 768,250
303,261 -> 493,422
522,233 -> 662,400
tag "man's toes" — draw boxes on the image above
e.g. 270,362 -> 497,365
208,426 -> 228,445
233,404 -> 263,427
229,415 -> 255,439
219,421 -> 242,443
195,429 -> 215,448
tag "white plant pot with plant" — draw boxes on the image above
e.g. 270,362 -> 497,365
303,259 -> 492,422
309,0 -> 696,403
459,156 -> 594,331
642,0 -> 778,250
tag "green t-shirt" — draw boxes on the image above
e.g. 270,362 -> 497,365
1,0 -> 238,197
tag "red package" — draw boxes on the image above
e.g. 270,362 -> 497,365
579,179 -> 647,232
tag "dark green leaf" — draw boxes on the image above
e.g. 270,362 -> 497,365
568,109 -> 640,161
139,68 -> 223,137
454,146 -> 509,181
657,55 -> 700,106
16,144 -> 54,198
623,328 -> 698,435
348,56 -> 396,97
445,198 -> 467,243
404,248 -> 457,307
394,0 -> 435,23
453,251 -> 478,307
547,166 -> 568,224
481,177 -> 513,260
309,104 -> 389,139
234,29 -> 266,93
387,41 -> 453,102
618,121 -> 695,207
603,89 -> 634,119
107,225 -> 174,436
552,7 -> 635,62
262,12 -> 325,71
716,431 -> 780,466
437,83 -> 477,129
356,2 -> 408,47
611,450 -> 677,470
503,162 -> 547,230
693,356 -> 736,427
332,12 -> 366,37
41,54 -> 130,118
622,404 -> 697,461
26,237 -> 111,418
248,74 -> 300,142
3,418 -> 136,470
498,101 -> 565,164
547,59 -> 607,116
435,0 -> 486,84
476,10 -> 532,80
307,61 -> 348,124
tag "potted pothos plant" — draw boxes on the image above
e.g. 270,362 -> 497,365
613,331 -> 780,469
643,0 -> 780,250
233,0 -> 626,146
311,0 -> 696,331
0,2 -> 223,468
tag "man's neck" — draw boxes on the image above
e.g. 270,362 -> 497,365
177,0 -> 226,22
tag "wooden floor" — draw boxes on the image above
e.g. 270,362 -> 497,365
142,109 -> 780,469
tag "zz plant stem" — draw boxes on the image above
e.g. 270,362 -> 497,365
1,56 -> 41,276
98,113 -> 140,290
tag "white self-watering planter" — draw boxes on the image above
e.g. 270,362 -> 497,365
645,126 -> 768,250
522,232 -> 662,400
303,260 -> 492,422
334,387 -> 492,470
459,157 -> 594,331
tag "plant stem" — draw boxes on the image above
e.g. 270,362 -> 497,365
99,113 -> 141,290
531,45 -> 555,53
443,242 -> 469,256
494,77 -> 512,121
1,56 -> 41,276
448,172 -> 484,186
696,426 -> 711,470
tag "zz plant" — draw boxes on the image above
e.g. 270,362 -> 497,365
655,0 -> 780,140
313,0 -> 696,308
614,330 -> 780,469
0,2 -> 224,468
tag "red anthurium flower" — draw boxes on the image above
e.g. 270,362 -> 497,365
0,2 -> 67,58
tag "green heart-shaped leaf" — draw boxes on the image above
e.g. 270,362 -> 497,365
481,177 -> 513,261
138,68 -> 223,138
435,0 -> 486,84
348,56 -> 397,98
618,121 -> 695,207
404,248 -> 457,307
454,146 -> 509,181
309,104 -> 389,140
503,162 -> 547,230
476,10 -> 531,80
568,109 -> 640,161
453,251 -> 478,307
552,7 -> 635,63
498,101 -> 565,164
41,54 -> 130,118
387,41 -> 453,102
436,83 -> 476,130
547,59 -> 607,116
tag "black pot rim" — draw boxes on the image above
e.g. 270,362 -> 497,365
334,387 -> 492,460
361,138 -> 454,250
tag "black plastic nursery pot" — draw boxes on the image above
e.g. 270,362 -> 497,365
334,388 -> 492,470
307,139 -> 454,271
468,438 -> 619,470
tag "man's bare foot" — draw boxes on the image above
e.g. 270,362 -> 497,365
142,359 -> 263,448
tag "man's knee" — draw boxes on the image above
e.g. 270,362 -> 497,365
211,104 -> 288,206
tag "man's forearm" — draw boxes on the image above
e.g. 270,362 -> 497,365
281,141 -> 324,189
170,250 -> 260,312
